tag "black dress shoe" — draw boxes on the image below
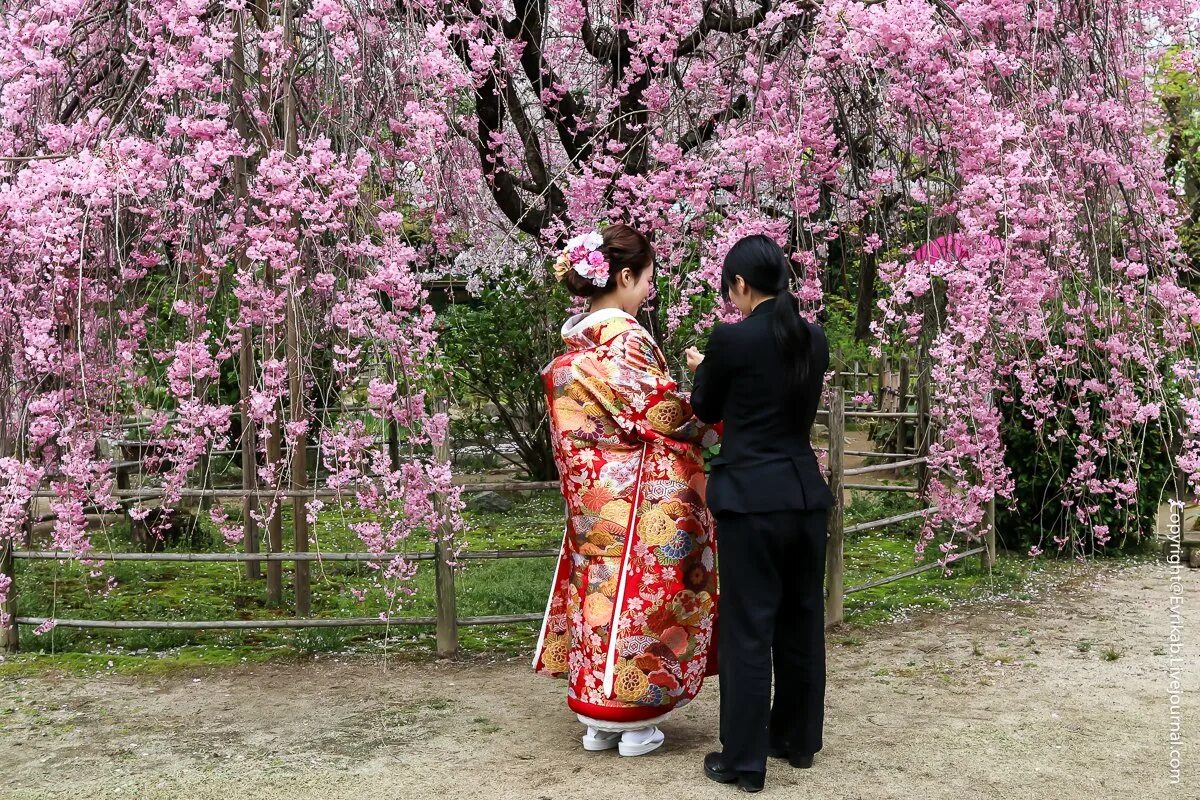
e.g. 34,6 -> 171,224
703,752 -> 766,793
737,771 -> 765,793
767,744 -> 815,768
789,752 -> 814,769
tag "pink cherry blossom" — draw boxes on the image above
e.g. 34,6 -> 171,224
0,0 -> 1195,637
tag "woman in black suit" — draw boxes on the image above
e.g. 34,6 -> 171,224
685,235 -> 834,793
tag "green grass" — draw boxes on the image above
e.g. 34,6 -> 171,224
5,492 -> 563,669
838,489 -> 1066,625
0,646 -> 283,678
1,484 -> 1139,676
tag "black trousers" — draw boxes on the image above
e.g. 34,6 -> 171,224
716,508 -> 828,774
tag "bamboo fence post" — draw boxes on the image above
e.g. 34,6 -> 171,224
982,495 -> 997,573
825,390 -> 846,627
915,360 -> 931,496
288,290 -> 310,616
21,413 -> 33,549
115,461 -> 131,496
281,0 -> 310,618
263,379 -> 284,599
896,357 -> 911,453
387,421 -> 400,472
876,355 -> 890,411
264,344 -> 283,603
386,360 -> 401,471
231,7 -> 261,581
0,536 -> 17,652
22,499 -> 33,549
432,396 -> 459,658
198,446 -> 213,511
260,0 -> 303,609
980,410 -> 997,573
238,327 -> 261,580
981,392 -> 996,572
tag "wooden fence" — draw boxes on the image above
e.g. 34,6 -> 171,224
0,361 -> 997,656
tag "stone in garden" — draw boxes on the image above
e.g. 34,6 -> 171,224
467,491 -> 513,513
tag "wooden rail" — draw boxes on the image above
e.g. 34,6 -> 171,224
820,364 -> 992,626
1,360 -> 999,652
842,507 -> 936,536
845,546 -> 987,594
13,612 -> 544,630
26,480 -> 559,501
11,549 -> 559,563
843,457 -> 927,477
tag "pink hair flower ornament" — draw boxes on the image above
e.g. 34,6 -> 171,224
553,231 -> 609,287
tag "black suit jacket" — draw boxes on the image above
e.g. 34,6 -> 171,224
691,298 -> 835,514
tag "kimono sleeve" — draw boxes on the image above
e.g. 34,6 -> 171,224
574,327 -> 718,448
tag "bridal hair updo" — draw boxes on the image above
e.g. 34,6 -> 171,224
561,224 -> 654,298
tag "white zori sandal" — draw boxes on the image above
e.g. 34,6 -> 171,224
578,713 -> 669,756
581,726 -> 622,751
617,725 -> 664,757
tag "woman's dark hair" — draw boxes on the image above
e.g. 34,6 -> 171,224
721,234 -> 812,393
562,223 -> 654,298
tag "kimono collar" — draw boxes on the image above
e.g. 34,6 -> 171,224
561,307 -> 640,350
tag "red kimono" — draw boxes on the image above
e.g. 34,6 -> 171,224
533,308 -> 720,724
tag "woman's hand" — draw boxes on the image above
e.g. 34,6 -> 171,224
685,347 -> 705,373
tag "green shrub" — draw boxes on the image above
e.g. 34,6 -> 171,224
438,272 -> 570,480
997,402 -> 1172,554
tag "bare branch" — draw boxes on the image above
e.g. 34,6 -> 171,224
580,0 -> 616,61
678,93 -> 750,153
505,0 -> 595,164
449,30 -> 558,235
676,0 -> 773,59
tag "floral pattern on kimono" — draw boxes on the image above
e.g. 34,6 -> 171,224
532,307 -> 720,723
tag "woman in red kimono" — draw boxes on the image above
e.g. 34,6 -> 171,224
533,224 -> 720,757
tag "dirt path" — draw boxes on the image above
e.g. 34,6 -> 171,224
1,559 -> 1195,799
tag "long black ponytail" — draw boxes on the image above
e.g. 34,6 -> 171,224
721,235 -> 812,395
